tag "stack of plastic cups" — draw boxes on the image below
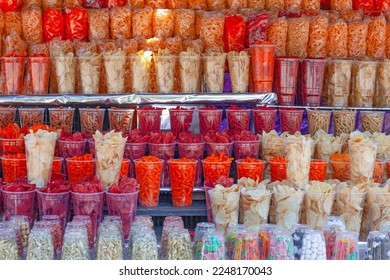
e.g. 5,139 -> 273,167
301,58 -> 326,106
250,43 -> 275,93
274,57 -> 300,105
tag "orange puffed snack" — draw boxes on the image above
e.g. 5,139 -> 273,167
1,153 -> 27,183
120,159 -> 129,177
236,157 -> 265,181
269,157 -> 287,182
309,159 -> 328,182
66,154 -> 95,183
330,154 -> 350,182
203,153 -> 233,185
169,158 -> 197,207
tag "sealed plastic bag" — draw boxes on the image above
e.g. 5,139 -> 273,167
43,8 -> 64,42
152,9 -> 173,38
2,0 -> 23,12
4,11 -> 23,37
287,17 -> 309,57
265,0 -> 284,10
285,0 -> 303,9
302,0 -> 320,10
145,0 -> 166,8
173,9 -> 195,40
330,0 -> 352,11
267,16 -> 287,57
347,20 -> 368,58
352,0 -> 375,11
21,7 -> 43,45
201,12 -> 224,53
224,15 -> 246,52
246,13 -> 269,48
42,0 -> 63,9
87,9 -> 110,41
247,0 -> 264,8
167,0 -> 187,8
367,15 -> 386,58
3,33 -> 27,56
129,0 -> 145,8
132,7 -> 153,39
227,0 -> 247,8
63,0 -> 83,7
183,39 -> 204,54
308,14 -> 328,58
188,0 -> 207,9
109,7 -> 132,40
64,7 -> 88,42
326,20 -> 348,58
206,0 -> 226,9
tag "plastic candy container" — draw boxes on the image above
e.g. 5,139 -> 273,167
232,231 -> 259,260
292,224 -> 310,260
225,224 -> 246,260
26,228 -> 54,260
333,231 -> 359,260
323,216 -> 346,260
300,230 -> 326,260
258,224 -> 278,260
365,231 -> 390,260
61,228 -> 90,260
193,222 -> 216,260
200,232 -> 226,260
268,230 -> 294,260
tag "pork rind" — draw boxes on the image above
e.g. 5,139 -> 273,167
63,0 -> 82,7
183,39 -> 204,54
327,59 -> 352,107
42,0 -> 63,9
179,50 -> 201,93
201,12 -> 225,53
203,52 -> 226,93
302,0 -> 320,10
333,110 -> 356,136
265,0 -> 284,10
247,0 -> 264,8
352,60 -> 378,108
360,112 -> 385,133
87,9 -> 110,41
287,17 -> 309,58
153,49 -> 175,93
173,9 -> 195,40
132,7 -> 153,39
326,20 -> 347,58
377,60 -> 390,107
166,0 -> 187,8
306,109 -> 331,136
4,11 -> 23,37
145,0 -> 166,8
78,52 -> 101,94
2,33 -> 27,56
347,20 -> 368,58
267,16 -> 287,57
314,129 -> 345,161
261,130 -> 284,161
284,0 -> 302,9
93,130 -> 126,190
239,178 -> 272,233
305,181 -> 336,230
130,50 -> 153,93
349,137 -> 377,184
273,184 -> 305,233
21,7 -> 43,45
227,51 -> 250,93
73,41 -> 97,93
206,0 -> 226,9
208,184 -> 240,234
129,0 -> 145,8
367,184 -> 390,231
308,15 -> 328,58
109,7 -> 132,40
367,15 -> 386,59
153,9 -> 174,38
330,0 -> 352,11
284,137 -> 312,187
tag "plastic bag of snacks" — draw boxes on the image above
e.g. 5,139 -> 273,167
4,11 -> 23,37
302,0 -> 321,10
327,59 -> 353,107
287,17 -> 309,57
21,7 -> 43,45
265,0 -> 284,10
224,15 -> 246,53
42,0 -> 63,9
330,0 -> 352,10
2,34 -> 27,57
43,8 -> 64,42
352,59 -> 377,108
167,0 -> 187,8
203,52 -> 227,93
109,7 -> 132,40
132,7 -> 153,39
64,7 -> 88,42
266,17 -> 287,57
227,51 -> 250,93
87,9 -> 109,41
151,9 -> 172,39
326,20 -> 348,58
154,49 -> 175,93
173,9 -> 195,40
347,20 -> 368,58
246,13 -> 269,48
367,15 -> 386,58
49,40 -> 73,94
201,12 -> 224,53
377,60 -> 390,108
63,0 -> 83,7
308,14 -> 328,58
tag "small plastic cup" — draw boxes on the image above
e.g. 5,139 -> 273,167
106,190 -> 139,242
274,57 -> 300,105
226,109 -> 251,133
205,142 -> 233,158
269,159 -> 287,182
66,158 -> 95,183
120,158 -> 130,177
1,156 -> 27,183
130,52 -> 153,93
108,108 -> 134,135
252,107 -> 277,134
330,160 -> 350,181
137,108 -> 163,135
203,55 -> 226,93
169,159 -> 197,207
148,142 -> 176,188
87,138 -> 95,156
36,190 -> 70,231
169,108 -> 194,138
154,55 -> 176,93
0,138 -> 25,156
204,186 -> 214,223
18,108 -> 45,128
306,191 -> 336,230
360,111 -> 385,133
28,56 -> 50,95
202,160 -> 232,185
123,142 -> 148,178
2,57 -> 25,95
79,108 -> 105,135
233,140 -> 261,159
250,43 -> 275,93
198,109 -> 223,134
309,160 -> 328,182
58,140 -> 87,159
301,58 -> 326,106
373,160 -> 386,184
336,191 -> 366,233
48,108 -> 75,133
52,157 -> 63,174
177,142 -> 205,187
2,189 -> 35,223
236,159 -> 265,181
279,108 -> 304,134
333,110 -> 357,136
0,107 -> 16,128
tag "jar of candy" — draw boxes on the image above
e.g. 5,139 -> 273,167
232,230 -> 259,260
333,231 -> 359,260
27,228 -> 55,260
200,232 -> 226,260
323,216 -> 345,260
365,231 -> 390,260
292,224 -> 310,260
225,223 -> 246,260
61,228 -> 90,260
167,228 -> 192,260
131,229 -> 158,260
268,230 -> 294,260
300,230 -> 326,260
258,224 -> 278,260
96,230 -> 123,260
193,222 -> 216,260
10,215 -> 30,250
0,228 -> 19,260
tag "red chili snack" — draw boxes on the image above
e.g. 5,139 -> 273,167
108,177 -> 139,194
353,0 -> 375,11
126,129 -> 151,143
224,15 -> 246,52
169,158 -> 197,207
135,155 -> 163,207
169,107 -> 194,138
43,8 -> 65,42
1,153 -> 27,183
246,13 -> 269,48
178,132 -> 203,144
198,106 -> 223,135
1,0 -> 22,12
120,159 -> 130,177
236,157 -> 265,181
204,130 -> 233,143
279,108 -> 304,134
269,157 -> 287,182
252,107 -> 277,134
137,107 -> 164,135
177,139 -> 204,187
64,7 -> 88,42
66,154 -> 95,183
0,123 -> 28,139
309,160 -> 328,182
204,175 -> 235,188
226,106 -> 251,134
203,153 -> 233,185
233,132 -> 261,160
149,131 -> 176,144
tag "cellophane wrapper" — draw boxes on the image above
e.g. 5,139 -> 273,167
330,0 -> 352,11
87,9 -> 110,41
4,11 -> 23,37
377,60 -> 390,107
74,41 -> 97,93
326,20 -> 348,58
25,130 -> 58,189
174,9 -> 195,40
131,50 -> 153,93
287,17 -> 309,58
203,52 -> 227,93
302,0 -> 320,10
328,59 -> 352,107
104,49 -> 126,93
63,0 -> 83,7
227,51 -> 250,93
349,139 -> 377,184
79,52 -> 101,94
109,7 -> 132,40
3,33 -> 27,56
340,10 -> 363,22
152,9 -> 173,38
179,51 -> 201,93
265,0 -> 284,10
167,0 -> 187,8
367,15 -> 386,59
132,7 -> 153,39
285,137 -> 312,188
308,15 -> 328,58
154,50 -> 175,93
188,0 -> 207,9
352,60 -> 378,108
53,52 -> 76,94
347,20 -> 368,58
201,12 -> 225,53
94,130 -> 126,190
247,0 -> 264,8
121,39 -> 139,93
267,17 -> 287,57
21,6 -> 43,45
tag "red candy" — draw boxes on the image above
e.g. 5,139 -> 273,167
224,15 -> 246,53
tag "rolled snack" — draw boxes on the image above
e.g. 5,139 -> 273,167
93,130 -> 126,189
179,50 -> 201,93
272,184 -> 304,234
360,112 -> 384,133
131,51 -> 153,93
203,52 -> 226,93
285,136 -> 313,187
306,109 -> 331,136
349,137 -> 377,184
227,51 -> 250,93
131,229 -> 158,260
104,49 -> 126,94
367,184 -> 390,231
305,181 -> 336,230
154,49 -> 175,93
208,184 -> 240,234
24,129 -> 57,189
79,52 -> 101,94
333,110 -> 356,137
328,59 -> 352,107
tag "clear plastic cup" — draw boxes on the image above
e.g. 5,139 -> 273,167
53,55 -> 76,94
130,52 -> 153,93
300,230 -> 326,260
205,142 -> 233,158
169,108 -> 194,138
252,107 -> 277,134
274,57 -> 300,105
279,109 -> 304,134
137,109 -> 163,135
87,138 -> 95,156
48,108 -> 75,133
148,143 -> 176,188
306,109 -> 331,136
71,216 -> 94,249
250,43 -> 275,93
79,108 -> 105,135
177,142 -> 205,187
108,108 -> 134,135
179,55 -> 201,93
327,59 -> 353,107
198,109 -> 223,134
106,190 -> 139,242
169,159 -> 197,207
309,160 -> 328,182
123,142 -> 148,178
349,140 -> 377,184
336,191 -> 366,233
333,110 -> 357,136
232,231 -> 259,260
78,56 -> 101,94
373,160 -> 386,184
193,222 -> 216,259
1,156 -> 27,183
203,54 -> 226,93
18,108 -> 45,128
274,190 -> 304,233
66,158 -> 95,183
0,107 -> 16,128
0,138 -> 25,156
2,189 -> 35,223
1,57 -> 25,95
360,111 -> 385,133
28,56 -> 50,95
236,159 -> 265,181
352,60 -> 378,108
58,140 -> 87,159
269,159 -> 287,182
233,140 -> 261,159
154,55 -> 176,93
306,191 -> 336,230
202,160 -> 232,185
52,157 -> 63,174
301,58 -> 326,106
226,109 -> 251,133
